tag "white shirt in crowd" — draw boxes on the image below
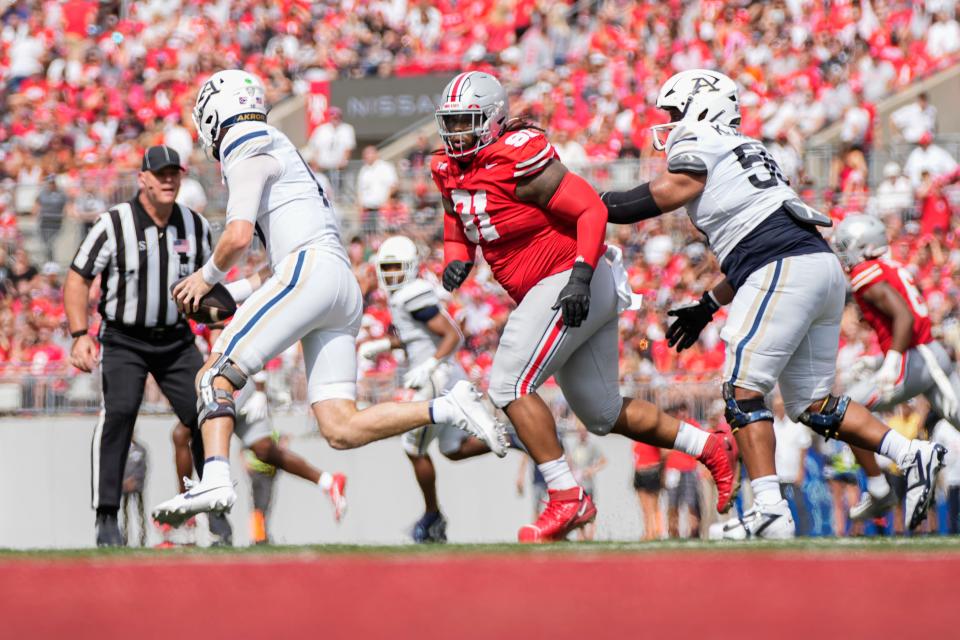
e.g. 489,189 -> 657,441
904,144 -> 958,188
356,158 -> 398,210
306,121 -> 357,171
554,139 -> 588,173
890,101 -> 938,143
774,413 -> 812,484
872,176 -> 914,217
927,17 -> 960,59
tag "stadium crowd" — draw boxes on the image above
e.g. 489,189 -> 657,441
2,0 -> 960,536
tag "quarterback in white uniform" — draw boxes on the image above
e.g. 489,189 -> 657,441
602,69 -> 944,536
154,70 -> 506,525
362,236 -> 498,542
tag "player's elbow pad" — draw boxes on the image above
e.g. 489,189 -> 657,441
601,182 -> 662,224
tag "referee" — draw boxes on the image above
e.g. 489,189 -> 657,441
64,145 -> 214,547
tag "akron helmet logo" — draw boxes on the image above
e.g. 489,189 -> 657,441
690,75 -> 721,97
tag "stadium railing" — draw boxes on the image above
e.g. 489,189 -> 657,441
8,369 -> 721,423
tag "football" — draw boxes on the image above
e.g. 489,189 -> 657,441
169,277 -> 237,324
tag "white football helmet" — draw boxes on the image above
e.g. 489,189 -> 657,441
832,214 -> 889,269
435,71 -> 508,158
650,69 -> 741,151
375,236 -> 419,292
193,70 -> 267,158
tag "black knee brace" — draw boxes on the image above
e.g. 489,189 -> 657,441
798,394 -> 850,440
723,383 -> 773,433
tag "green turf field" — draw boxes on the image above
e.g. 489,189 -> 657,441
4,535 -> 960,558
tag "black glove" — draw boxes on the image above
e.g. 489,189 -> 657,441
666,291 -> 720,352
552,262 -> 594,327
442,260 -> 473,291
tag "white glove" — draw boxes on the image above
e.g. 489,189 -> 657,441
876,350 -> 903,402
403,356 -> 440,390
849,354 -> 881,381
358,337 -> 391,360
240,390 -> 268,424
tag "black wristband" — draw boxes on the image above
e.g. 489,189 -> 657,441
71,329 -> 89,338
570,261 -> 595,283
700,291 -> 720,315
601,182 -> 663,224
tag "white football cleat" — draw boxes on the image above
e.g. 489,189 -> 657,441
440,381 -> 508,457
849,490 -> 898,522
903,441 -> 947,531
152,478 -> 236,527
720,499 -> 795,540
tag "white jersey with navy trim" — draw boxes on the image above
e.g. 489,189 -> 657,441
220,121 -> 347,268
665,121 -> 797,264
388,278 -> 446,366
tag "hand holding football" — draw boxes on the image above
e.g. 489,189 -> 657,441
170,276 -> 237,324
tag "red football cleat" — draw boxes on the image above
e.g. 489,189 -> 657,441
518,487 -> 597,543
698,429 -> 740,514
327,473 -> 347,522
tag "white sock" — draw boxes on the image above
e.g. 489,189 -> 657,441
201,458 -> 231,488
867,473 -> 891,498
878,429 -> 912,467
673,422 -> 709,457
750,475 -> 782,506
537,456 -> 577,491
318,472 -> 334,490
429,397 -> 455,425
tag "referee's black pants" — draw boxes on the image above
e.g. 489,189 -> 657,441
92,325 -> 206,512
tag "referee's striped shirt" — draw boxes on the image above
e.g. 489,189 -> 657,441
71,195 -> 213,328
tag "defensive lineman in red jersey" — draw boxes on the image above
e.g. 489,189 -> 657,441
432,71 -> 739,542
833,215 -> 960,522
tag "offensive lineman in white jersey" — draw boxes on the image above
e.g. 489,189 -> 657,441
362,236 -> 499,542
601,69 -> 945,537
153,70 -> 506,524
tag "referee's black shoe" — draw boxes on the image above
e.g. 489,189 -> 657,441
96,512 -> 124,547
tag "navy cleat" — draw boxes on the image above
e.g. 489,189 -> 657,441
412,511 -> 447,543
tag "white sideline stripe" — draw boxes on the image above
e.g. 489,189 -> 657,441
91,365 -> 106,509
515,143 -> 553,169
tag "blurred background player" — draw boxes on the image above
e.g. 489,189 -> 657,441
434,70 -> 738,543
363,235 -> 496,543
156,70 -> 505,525
568,424 -> 606,541
120,437 -> 147,547
662,403 -> 702,539
833,215 -> 960,524
772,395 -> 812,536
602,68 -> 945,538
632,441 -> 663,541
244,432 -> 281,545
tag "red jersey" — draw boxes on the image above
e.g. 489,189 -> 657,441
850,257 -> 932,353
432,129 -> 580,302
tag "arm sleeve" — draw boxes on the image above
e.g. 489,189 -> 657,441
443,208 -> 476,265
70,213 -> 113,279
225,154 -> 283,224
545,171 -> 606,267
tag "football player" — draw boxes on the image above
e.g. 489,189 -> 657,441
601,69 -> 945,536
362,235 -> 496,543
153,70 -> 506,525
434,71 -> 739,543
833,214 -> 960,522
